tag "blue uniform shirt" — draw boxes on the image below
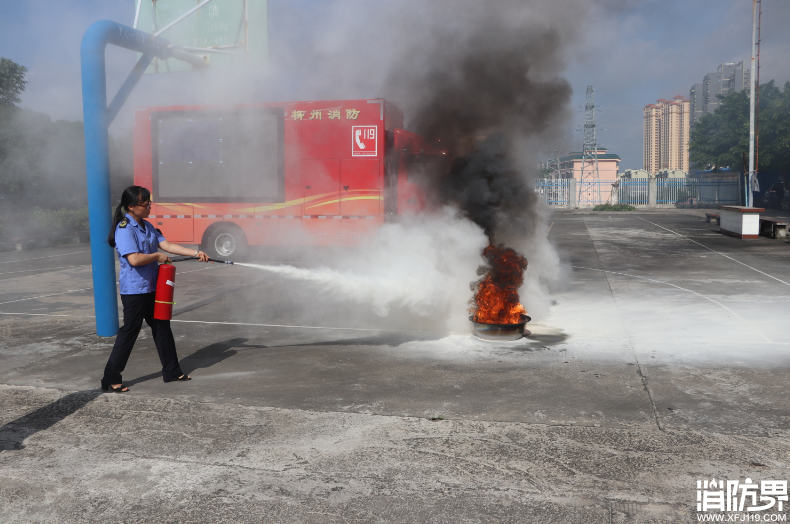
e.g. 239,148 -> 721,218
114,213 -> 166,295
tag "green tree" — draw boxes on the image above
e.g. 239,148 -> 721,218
689,80 -> 790,182
757,81 -> 790,180
0,105 -> 133,205
0,58 -> 28,106
0,106 -> 45,198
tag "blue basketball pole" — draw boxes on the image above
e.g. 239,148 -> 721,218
80,21 -> 176,336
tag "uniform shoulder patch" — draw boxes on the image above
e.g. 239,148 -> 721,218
156,228 -> 163,235
119,219 -> 128,228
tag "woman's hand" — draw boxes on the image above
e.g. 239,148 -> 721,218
156,252 -> 172,264
159,240 -> 211,262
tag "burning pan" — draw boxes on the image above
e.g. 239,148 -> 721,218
469,314 -> 531,341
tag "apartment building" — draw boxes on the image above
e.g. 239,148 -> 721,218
689,83 -> 704,125
643,96 -> 690,174
690,61 -> 751,127
643,103 -> 661,174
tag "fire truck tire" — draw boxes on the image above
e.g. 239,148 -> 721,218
203,224 -> 247,261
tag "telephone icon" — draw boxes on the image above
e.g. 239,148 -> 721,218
352,126 -> 377,156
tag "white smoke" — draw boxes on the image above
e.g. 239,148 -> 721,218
513,217 -> 565,322
235,206 -> 565,330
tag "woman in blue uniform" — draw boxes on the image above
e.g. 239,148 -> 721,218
101,186 -> 209,393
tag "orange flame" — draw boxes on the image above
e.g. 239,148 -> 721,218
470,244 -> 528,324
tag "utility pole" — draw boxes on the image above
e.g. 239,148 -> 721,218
755,0 -> 761,192
579,86 -> 601,205
748,0 -> 760,207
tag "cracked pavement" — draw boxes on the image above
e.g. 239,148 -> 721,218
2,210 -> 790,523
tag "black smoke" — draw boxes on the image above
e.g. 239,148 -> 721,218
404,25 -> 572,144
381,7 -> 573,243
439,134 -> 541,245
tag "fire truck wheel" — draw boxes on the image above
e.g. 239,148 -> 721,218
204,225 -> 247,261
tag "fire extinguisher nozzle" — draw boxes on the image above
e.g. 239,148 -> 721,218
205,257 -> 234,264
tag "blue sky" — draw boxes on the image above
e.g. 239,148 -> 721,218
1,0 -> 789,169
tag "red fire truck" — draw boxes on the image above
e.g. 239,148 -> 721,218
133,98 -> 443,260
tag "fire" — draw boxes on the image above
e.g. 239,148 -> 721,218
470,244 -> 528,324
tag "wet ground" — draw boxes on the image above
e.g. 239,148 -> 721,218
1,209 -> 789,523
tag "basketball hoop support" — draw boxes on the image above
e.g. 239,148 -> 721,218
80,20 -> 203,336
154,0 -> 216,37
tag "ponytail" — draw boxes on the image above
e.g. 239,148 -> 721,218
108,186 -> 151,247
107,204 -> 126,248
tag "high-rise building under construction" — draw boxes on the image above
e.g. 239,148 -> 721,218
643,96 -> 690,175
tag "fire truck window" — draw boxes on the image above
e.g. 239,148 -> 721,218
154,110 -> 284,202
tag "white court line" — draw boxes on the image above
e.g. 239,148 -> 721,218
0,262 -> 212,283
0,264 -> 90,276
638,216 -> 790,287
573,265 -> 778,344
177,266 -> 217,275
0,250 -> 89,265
0,309 -> 785,348
0,308 -> 787,347
0,312 -> 93,318
0,288 -> 92,306
170,319 -> 438,333
0,311 -> 448,335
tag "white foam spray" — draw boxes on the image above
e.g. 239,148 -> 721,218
238,207 -> 489,331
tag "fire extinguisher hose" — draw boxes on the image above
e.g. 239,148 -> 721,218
169,256 -> 234,264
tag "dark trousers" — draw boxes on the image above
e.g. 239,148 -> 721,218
103,292 -> 183,384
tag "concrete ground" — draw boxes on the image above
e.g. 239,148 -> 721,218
1,209 -> 790,523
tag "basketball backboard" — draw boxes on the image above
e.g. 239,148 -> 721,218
134,0 -> 268,73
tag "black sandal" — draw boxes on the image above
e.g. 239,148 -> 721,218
101,379 -> 129,393
167,375 -> 191,382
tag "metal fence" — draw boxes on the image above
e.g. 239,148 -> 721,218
686,177 -> 740,206
532,177 -> 740,208
617,179 -> 649,206
533,178 -> 570,206
578,180 -> 650,207
655,178 -> 738,206
577,181 -> 609,208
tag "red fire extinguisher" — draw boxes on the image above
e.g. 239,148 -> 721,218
153,263 -> 176,320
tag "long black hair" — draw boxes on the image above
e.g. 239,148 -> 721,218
108,186 -> 151,247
